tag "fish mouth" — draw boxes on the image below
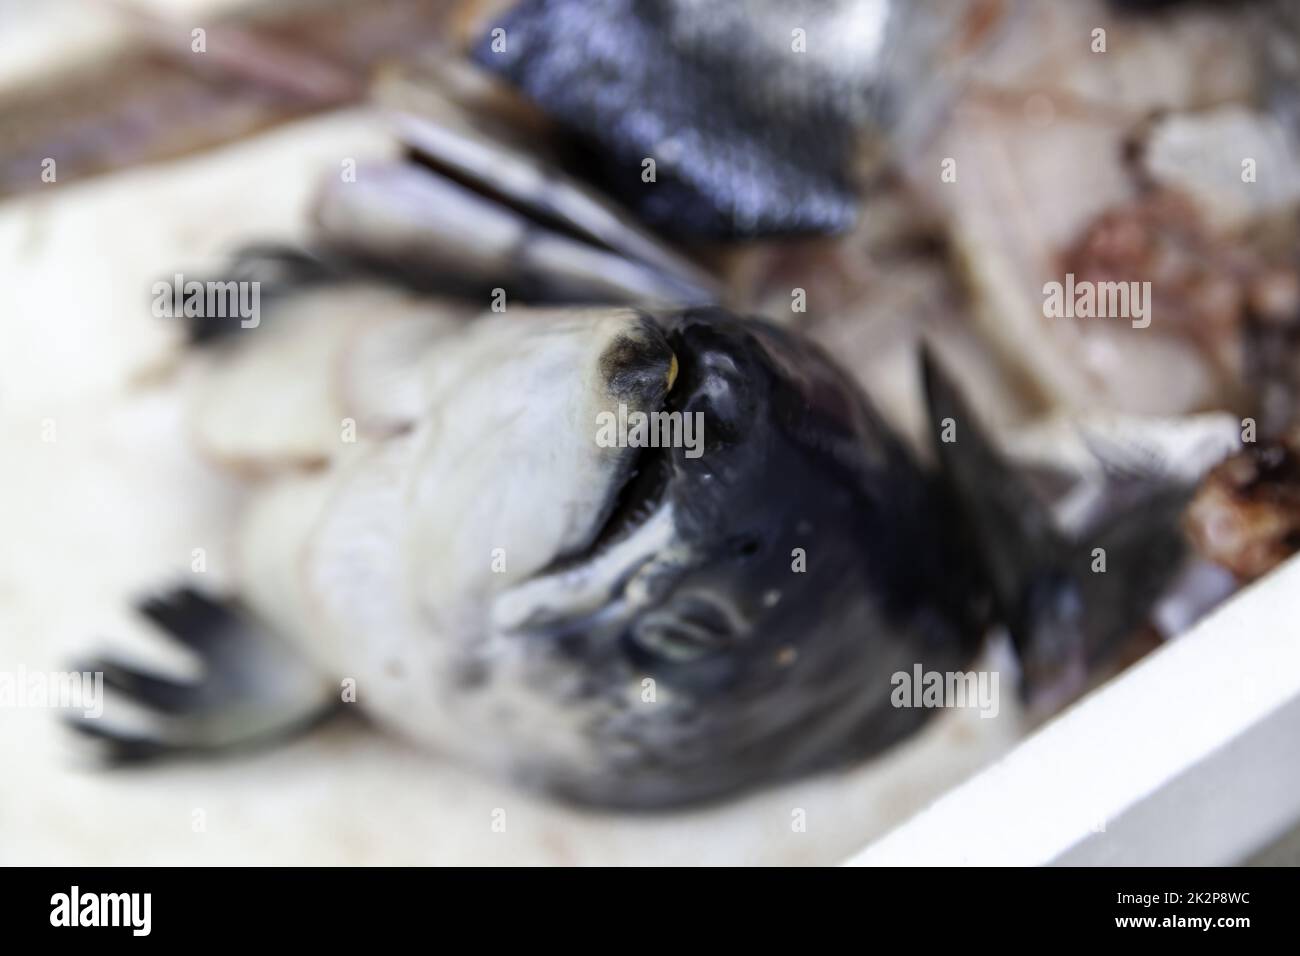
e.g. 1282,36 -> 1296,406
491,324 -> 699,637
584,430 -> 676,557
525,323 -> 707,590
539,339 -> 686,578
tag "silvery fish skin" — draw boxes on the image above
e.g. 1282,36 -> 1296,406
471,0 -> 904,238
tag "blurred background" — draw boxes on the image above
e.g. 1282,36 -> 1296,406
1,0 -> 1298,864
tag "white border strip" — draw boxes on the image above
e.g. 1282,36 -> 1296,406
846,555 -> 1300,866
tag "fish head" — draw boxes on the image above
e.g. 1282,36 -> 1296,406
485,307 -> 962,805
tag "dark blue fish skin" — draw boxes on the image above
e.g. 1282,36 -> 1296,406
472,0 -> 866,239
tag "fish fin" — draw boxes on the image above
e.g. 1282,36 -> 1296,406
1079,425 -> 1172,485
1072,484 -> 1193,656
921,348 -> 1189,706
1014,483 -> 1192,713
920,347 -> 1067,615
1064,420 -> 1201,639
68,587 -> 338,764
185,243 -> 346,346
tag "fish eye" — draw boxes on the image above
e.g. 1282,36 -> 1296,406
623,596 -> 737,664
729,535 -> 762,559
625,619 -> 720,663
